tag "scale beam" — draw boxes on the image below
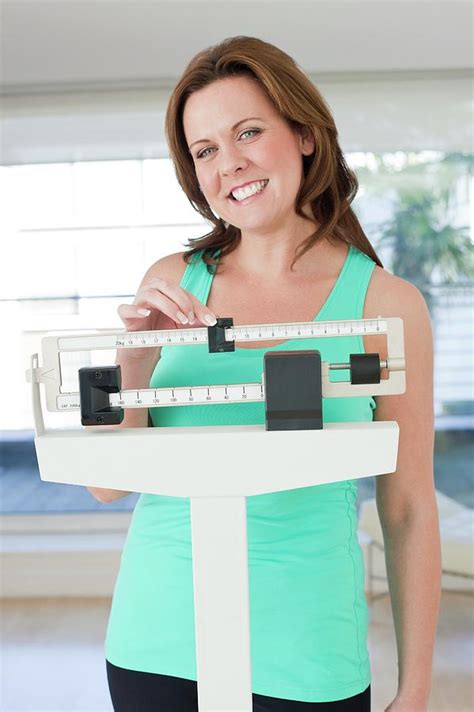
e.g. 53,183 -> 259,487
26,316 -> 405,414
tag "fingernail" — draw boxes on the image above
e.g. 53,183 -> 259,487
137,308 -> 150,316
205,314 -> 217,326
177,311 -> 189,324
188,312 -> 195,324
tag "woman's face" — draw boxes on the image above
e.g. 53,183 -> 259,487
182,75 -> 315,235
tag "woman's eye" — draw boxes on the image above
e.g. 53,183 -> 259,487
240,128 -> 259,140
196,128 -> 261,159
196,146 -> 214,159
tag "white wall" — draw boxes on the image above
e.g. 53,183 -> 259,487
2,73 -> 472,164
1,0 -> 472,164
2,0 -> 472,88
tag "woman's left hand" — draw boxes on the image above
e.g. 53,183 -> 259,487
384,695 -> 428,712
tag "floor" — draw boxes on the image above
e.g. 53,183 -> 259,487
0,592 -> 473,711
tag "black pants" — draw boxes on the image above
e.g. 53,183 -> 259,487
106,660 -> 371,711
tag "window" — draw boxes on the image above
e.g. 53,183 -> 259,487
1,152 -> 472,513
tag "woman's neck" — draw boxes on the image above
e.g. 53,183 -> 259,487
221,233 -> 341,281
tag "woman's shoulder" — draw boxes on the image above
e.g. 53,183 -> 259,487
141,250 -> 193,285
362,263 -> 432,381
364,264 -> 429,321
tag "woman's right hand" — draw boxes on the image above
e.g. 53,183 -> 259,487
87,272 -> 217,502
117,275 -> 217,336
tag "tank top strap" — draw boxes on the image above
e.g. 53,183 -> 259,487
326,244 -> 376,321
179,249 -> 218,303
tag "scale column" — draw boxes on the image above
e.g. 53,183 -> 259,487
190,496 -> 252,712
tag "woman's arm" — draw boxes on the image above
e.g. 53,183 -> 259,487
86,348 -> 160,503
372,280 -> 441,711
86,250 -> 217,505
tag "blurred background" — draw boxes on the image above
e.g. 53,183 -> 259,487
0,1 -> 473,710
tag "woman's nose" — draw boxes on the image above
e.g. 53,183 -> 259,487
219,144 -> 249,176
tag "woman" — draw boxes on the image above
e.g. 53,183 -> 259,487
89,36 -> 441,711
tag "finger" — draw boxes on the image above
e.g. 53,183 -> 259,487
134,289 -> 191,325
118,304 -> 151,321
141,277 -> 197,321
141,279 -> 217,325
187,293 -> 217,325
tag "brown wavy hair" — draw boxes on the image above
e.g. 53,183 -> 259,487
165,35 -> 383,273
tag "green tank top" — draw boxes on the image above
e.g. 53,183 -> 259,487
105,243 -> 377,702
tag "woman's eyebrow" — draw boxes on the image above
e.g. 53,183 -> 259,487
189,117 -> 264,151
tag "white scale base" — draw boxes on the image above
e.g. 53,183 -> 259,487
34,420 -> 399,712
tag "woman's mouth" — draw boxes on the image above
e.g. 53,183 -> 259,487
228,179 -> 269,205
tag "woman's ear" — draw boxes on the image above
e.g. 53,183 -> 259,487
300,126 -> 315,156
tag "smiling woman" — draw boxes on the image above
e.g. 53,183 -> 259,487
102,35 -> 440,712
165,36 -> 383,278
182,77 -> 318,244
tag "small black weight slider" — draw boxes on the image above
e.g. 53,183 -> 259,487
78,365 -> 124,426
208,317 -> 235,353
264,350 -> 323,431
349,353 -> 381,385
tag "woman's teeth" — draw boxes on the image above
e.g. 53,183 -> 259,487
231,179 -> 268,202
